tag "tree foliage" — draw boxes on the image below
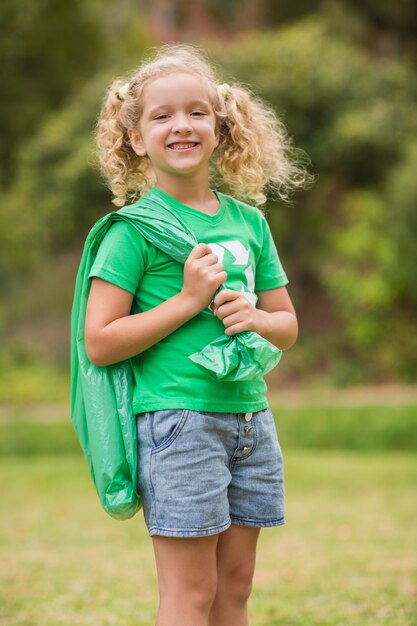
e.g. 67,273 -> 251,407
2,5 -> 417,383
208,18 -> 417,380
0,0 -> 111,186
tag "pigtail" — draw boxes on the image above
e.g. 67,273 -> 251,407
96,79 -> 154,206
216,85 -> 311,206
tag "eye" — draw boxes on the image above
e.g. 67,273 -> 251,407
154,113 -> 170,121
191,110 -> 206,117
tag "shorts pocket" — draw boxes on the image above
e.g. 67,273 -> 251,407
149,409 -> 190,453
263,408 -> 284,460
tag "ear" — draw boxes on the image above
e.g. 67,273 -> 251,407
128,128 -> 147,157
214,122 -> 221,149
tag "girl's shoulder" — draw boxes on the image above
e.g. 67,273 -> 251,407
217,191 -> 270,227
90,206 -> 153,257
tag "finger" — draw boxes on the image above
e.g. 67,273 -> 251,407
198,253 -> 221,267
213,289 -> 241,308
215,300 -> 238,320
187,243 -> 213,260
208,271 -> 228,298
215,271 -> 228,288
221,311 -> 244,328
224,321 -> 249,336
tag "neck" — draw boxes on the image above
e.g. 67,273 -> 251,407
154,172 -> 218,214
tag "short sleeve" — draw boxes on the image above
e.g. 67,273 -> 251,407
89,221 -> 149,294
255,217 -> 288,291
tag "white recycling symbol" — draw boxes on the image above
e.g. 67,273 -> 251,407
206,240 -> 257,306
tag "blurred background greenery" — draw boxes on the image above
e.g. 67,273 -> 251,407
1,5 -> 417,624
1,0 -> 417,401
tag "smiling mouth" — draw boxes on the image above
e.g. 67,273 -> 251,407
167,142 -> 199,151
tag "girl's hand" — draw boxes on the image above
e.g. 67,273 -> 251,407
212,289 -> 263,336
180,243 -> 227,314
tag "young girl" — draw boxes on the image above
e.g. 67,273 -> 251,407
85,44 -> 307,626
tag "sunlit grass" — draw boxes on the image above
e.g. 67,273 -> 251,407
1,451 -> 416,626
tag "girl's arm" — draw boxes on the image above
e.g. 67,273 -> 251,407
212,286 -> 298,350
85,243 -> 226,366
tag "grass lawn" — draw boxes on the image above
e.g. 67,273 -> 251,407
1,450 -> 416,626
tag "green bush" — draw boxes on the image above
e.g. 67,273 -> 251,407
274,403 -> 417,451
0,421 -> 80,456
1,402 -> 416,455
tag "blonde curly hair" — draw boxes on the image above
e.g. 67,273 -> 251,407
96,44 -> 310,207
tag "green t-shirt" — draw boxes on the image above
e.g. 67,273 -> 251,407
89,187 -> 288,413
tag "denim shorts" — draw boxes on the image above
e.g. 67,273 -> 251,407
136,407 -> 285,537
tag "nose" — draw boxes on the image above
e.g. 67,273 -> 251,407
172,113 -> 193,134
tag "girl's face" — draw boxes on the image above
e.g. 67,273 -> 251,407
129,72 -> 219,185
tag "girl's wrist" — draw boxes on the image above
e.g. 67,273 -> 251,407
254,309 -> 298,350
175,291 -> 203,319
253,308 -> 272,338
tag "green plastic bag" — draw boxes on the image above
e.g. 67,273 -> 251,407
71,190 -> 282,519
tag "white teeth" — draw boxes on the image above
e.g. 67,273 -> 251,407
169,143 -> 196,150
